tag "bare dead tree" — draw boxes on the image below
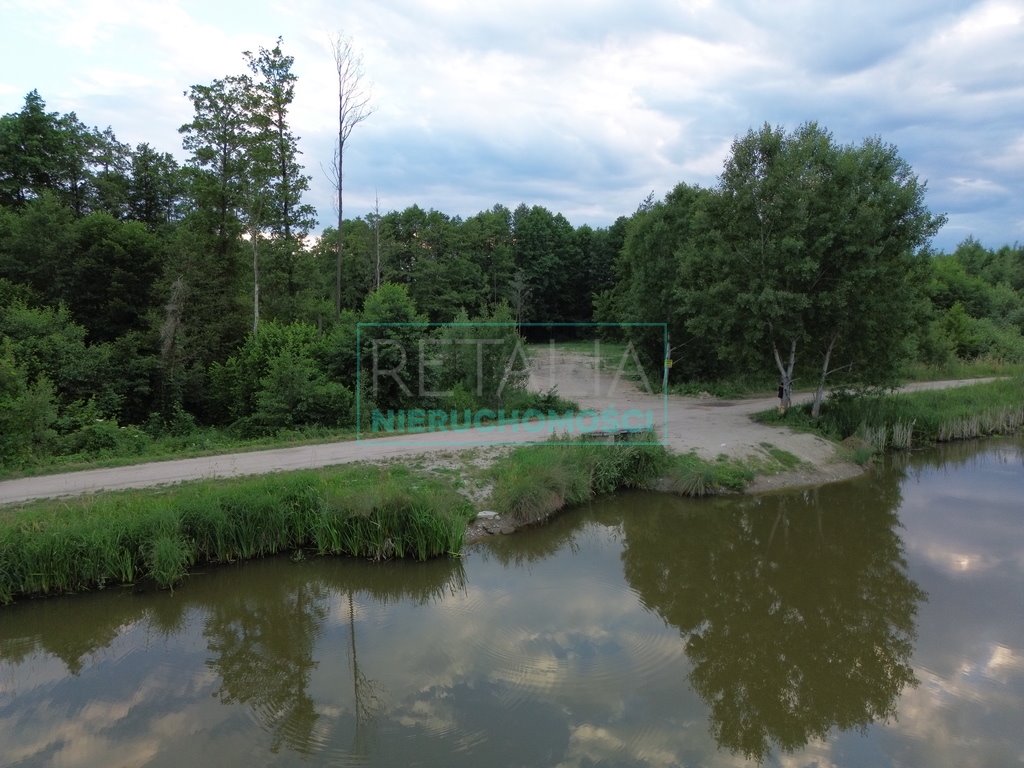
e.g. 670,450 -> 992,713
329,34 -> 373,317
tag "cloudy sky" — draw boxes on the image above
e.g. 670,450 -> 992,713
1,0 -> 1022,251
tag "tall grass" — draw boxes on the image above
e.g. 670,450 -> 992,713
0,465 -> 473,604
760,377 -> 1024,451
663,444 -> 802,497
490,432 -> 669,524
664,453 -> 757,497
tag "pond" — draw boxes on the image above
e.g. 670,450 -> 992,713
1,438 -> 1022,767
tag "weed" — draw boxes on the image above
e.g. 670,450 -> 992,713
0,464 -> 473,605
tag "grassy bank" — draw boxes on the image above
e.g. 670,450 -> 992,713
490,433 -> 669,524
662,443 -> 805,497
758,377 -> 1024,456
489,434 -> 806,522
0,465 -> 473,605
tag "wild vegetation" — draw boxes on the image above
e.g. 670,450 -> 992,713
759,377 -> 1024,460
488,434 -> 805,523
2,37 -> 1023,478
489,433 -> 668,525
0,464 -> 473,604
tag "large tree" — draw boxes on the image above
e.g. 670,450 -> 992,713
681,123 -> 945,414
244,37 -> 316,310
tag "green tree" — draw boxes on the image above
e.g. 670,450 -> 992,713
511,204 -> 581,325
0,91 -> 68,208
682,123 -> 944,415
358,283 -> 427,416
462,204 -> 515,306
127,142 -> 183,228
603,184 -> 719,383
244,37 -> 316,302
67,213 -> 164,341
0,342 -> 56,466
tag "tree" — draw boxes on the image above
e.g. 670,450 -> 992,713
330,34 -> 373,317
462,204 -> 515,305
0,91 -> 68,208
0,342 -> 56,465
177,74 -> 254,368
244,37 -> 317,310
603,184 -> 719,382
179,74 -> 250,269
681,123 -> 944,415
127,143 -> 183,229
511,204 -> 580,325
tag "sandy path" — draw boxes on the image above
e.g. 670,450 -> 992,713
0,350 -> 996,506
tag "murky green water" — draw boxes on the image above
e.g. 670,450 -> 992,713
2,438 -> 1023,767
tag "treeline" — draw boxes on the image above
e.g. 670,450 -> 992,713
2,41 -> 1023,468
0,39 -> 618,467
598,123 -> 1024,413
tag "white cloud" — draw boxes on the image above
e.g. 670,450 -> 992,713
1,0 -> 1022,247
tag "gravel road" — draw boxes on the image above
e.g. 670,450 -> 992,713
0,349 -> 996,506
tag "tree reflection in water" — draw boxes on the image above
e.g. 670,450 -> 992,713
203,576 -> 329,755
201,556 -> 466,757
621,474 -> 925,762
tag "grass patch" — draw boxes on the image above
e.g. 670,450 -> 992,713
490,432 -> 669,524
663,444 -> 803,497
758,377 -> 1024,456
0,464 -> 473,605
901,357 -> 1024,383
664,453 -> 755,496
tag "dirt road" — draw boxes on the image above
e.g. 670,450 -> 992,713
0,349 -> 996,505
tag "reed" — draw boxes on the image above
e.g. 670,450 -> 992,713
762,377 -> 1024,450
490,432 -> 668,524
0,465 -> 473,604
664,452 -> 758,497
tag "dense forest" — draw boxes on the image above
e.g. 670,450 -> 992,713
2,40 -> 1023,468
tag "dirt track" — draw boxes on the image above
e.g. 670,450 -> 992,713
0,349 -> 996,505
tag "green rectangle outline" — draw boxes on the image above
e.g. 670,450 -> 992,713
355,321 -> 669,447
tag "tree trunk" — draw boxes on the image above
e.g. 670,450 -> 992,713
772,337 -> 797,411
811,333 -> 839,418
373,191 -> 381,290
251,232 -> 260,333
335,143 -> 344,317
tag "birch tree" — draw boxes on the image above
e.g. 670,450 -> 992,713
681,123 -> 944,416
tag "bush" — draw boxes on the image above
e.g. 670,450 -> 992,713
0,346 -> 57,466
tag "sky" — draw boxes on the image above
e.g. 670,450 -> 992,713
0,0 -> 1022,251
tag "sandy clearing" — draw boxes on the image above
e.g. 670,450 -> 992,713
0,349 -> 997,506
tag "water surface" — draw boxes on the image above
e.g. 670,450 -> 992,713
1,438 -> 1022,767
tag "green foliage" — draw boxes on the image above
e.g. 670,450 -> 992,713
0,344 -> 57,464
209,321 -> 352,434
253,348 -> 352,430
761,378 -> 1024,447
490,433 -> 668,524
664,453 -> 756,496
0,464 -> 474,603
435,303 -> 527,408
